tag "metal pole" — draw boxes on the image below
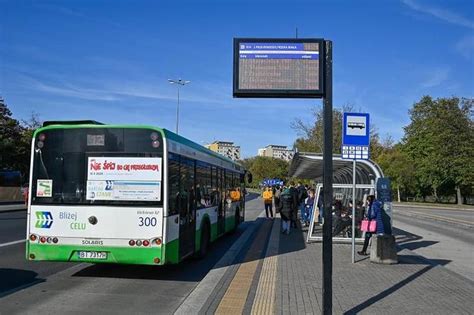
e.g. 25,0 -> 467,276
322,39 -> 333,315
176,87 -> 180,134
352,159 -> 356,263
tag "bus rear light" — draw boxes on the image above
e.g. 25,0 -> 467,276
154,257 -> 160,264
143,240 -> 150,247
29,234 -> 37,242
38,133 -> 46,141
53,237 -> 58,244
46,237 -> 52,243
129,240 -> 136,246
29,254 -> 36,260
152,140 -> 160,148
136,240 -> 143,246
40,237 -> 46,243
155,238 -> 162,245
37,141 -> 44,148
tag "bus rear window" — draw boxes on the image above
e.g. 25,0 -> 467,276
31,128 -> 163,206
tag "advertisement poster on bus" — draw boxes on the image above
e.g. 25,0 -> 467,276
86,157 -> 161,201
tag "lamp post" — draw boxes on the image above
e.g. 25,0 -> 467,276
168,78 -> 190,134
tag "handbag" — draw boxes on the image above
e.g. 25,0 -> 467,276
361,219 -> 376,232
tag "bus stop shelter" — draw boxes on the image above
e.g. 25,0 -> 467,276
288,152 -> 384,243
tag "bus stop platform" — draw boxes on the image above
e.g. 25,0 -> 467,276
176,213 -> 474,314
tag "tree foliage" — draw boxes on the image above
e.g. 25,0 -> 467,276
240,156 -> 289,188
402,96 -> 473,202
291,104 -> 383,160
0,98 -> 41,181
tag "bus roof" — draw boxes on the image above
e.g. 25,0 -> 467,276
33,122 -> 244,172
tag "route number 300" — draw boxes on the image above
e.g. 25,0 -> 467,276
138,217 -> 157,227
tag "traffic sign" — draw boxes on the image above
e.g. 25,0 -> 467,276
342,113 -> 370,160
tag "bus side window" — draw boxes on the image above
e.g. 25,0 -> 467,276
211,166 -> 218,206
196,162 -> 211,209
168,153 -> 180,216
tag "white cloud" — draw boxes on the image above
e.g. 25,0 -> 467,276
421,67 -> 450,88
456,35 -> 474,60
402,0 -> 474,29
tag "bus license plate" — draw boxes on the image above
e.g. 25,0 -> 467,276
78,251 -> 107,260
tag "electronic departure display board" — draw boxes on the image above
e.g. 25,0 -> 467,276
233,38 -> 325,98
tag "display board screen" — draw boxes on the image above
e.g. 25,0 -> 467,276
233,38 -> 324,98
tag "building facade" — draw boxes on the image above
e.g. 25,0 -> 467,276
205,141 -> 241,161
257,145 -> 294,161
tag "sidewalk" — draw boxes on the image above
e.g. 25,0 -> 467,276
177,215 -> 474,315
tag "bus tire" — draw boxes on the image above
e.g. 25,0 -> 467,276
197,221 -> 210,259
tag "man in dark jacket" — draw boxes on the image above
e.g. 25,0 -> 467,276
277,185 -> 297,234
289,183 -> 299,229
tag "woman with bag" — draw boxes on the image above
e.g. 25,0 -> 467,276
358,195 -> 384,256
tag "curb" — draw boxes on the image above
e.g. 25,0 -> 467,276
393,203 -> 474,211
174,210 -> 265,315
395,210 -> 474,229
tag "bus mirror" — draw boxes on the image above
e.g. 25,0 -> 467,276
247,172 -> 253,184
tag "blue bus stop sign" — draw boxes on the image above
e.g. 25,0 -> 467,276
342,113 -> 370,160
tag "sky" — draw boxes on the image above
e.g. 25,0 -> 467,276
1,0 -> 473,158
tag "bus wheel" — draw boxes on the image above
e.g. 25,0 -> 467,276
197,222 -> 210,258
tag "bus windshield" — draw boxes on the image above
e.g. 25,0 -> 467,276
31,127 -> 163,206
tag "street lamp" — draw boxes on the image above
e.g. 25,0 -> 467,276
168,78 -> 191,134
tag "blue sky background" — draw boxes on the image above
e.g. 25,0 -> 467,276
1,0 -> 473,157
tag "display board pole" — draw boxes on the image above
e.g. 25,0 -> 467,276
352,159 -> 356,264
322,40 -> 333,315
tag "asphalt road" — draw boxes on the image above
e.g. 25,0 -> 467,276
393,204 -> 474,281
0,194 -> 264,314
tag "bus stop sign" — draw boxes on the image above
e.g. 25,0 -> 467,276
342,113 -> 370,160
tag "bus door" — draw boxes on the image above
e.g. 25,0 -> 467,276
217,168 -> 225,236
178,157 -> 196,259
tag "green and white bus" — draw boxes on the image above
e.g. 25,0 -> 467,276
26,121 -> 247,265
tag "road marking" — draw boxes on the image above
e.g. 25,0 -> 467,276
401,211 -> 474,228
0,239 -> 26,248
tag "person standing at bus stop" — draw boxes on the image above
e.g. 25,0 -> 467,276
262,186 -> 274,218
358,195 -> 384,255
278,184 -> 297,234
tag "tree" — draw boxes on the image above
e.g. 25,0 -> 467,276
0,98 -> 23,171
241,156 -> 289,188
376,144 -> 416,202
0,98 -> 42,182
402,96 -> 474,204
291,104 -> 383,160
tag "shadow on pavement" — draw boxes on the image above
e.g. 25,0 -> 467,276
393,226 -> 440,252
277,220 -> 307,256
344,245 -> 451,314
244,193 -> 259,202
393,227 -> 422,244
72,224 -> 248,282
0,268 -> 44,298
343,264 -> 433,315
398,240 -> 439,251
